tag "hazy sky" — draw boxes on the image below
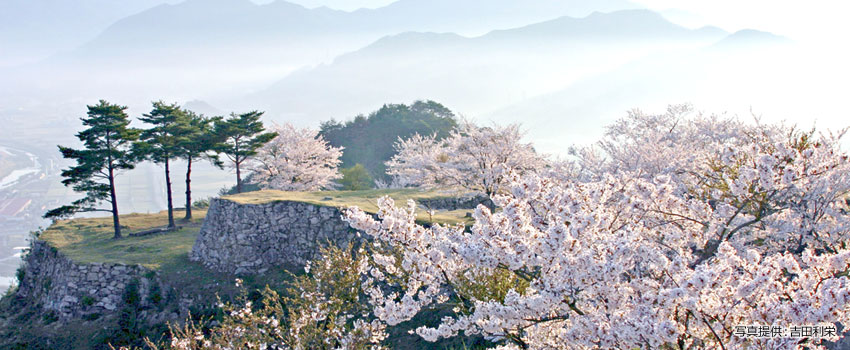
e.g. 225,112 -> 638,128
639,0 -> 850,44
258,0 -> 394,10
279,0 -> 849,45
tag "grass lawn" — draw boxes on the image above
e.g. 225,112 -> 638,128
224,188 -> 477,226
40,210 -> 208,269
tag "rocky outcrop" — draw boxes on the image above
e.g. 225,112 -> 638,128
190,198 -> 356,275
16,240 -> 166,320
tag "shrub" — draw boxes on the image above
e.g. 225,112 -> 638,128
151,244 -> 387,349
15,265 -> 25,284
191,198 -> 210,209
337,164 -> 375,190
42,311 -> 58,324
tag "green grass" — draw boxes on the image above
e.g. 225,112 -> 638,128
40,210 -> 207,269
224,188 -> 476,225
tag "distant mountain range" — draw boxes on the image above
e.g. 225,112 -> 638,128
43,0 -> 643,67
244,9 -> 736,123
0,0 -> 804,158
1,0 -> 647,107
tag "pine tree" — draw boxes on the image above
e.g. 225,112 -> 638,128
213,111 -> 277,194
45,100 -> 141,239
178,110 -> 223,220
137,101 -> 191,229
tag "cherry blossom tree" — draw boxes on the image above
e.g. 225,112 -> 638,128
345,110 -> 850,349
144,245 -> 388,350
386,122 -> 546,201
249,123 -> 343,191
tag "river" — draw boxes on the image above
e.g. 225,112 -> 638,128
0,146 -> 41,190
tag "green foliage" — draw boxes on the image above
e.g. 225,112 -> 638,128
453,268 -> 530,309
179,110 -> 223,221
137,101 -> 196,228
45,100 -> 141,238
82,313 -> 101,321
190,198 -> 210,209
123,279 -> 141,308
213,111 -> 278,194
218,181 -> 261,196
15,265 -> 25,284
82,295 -> 95,307
338,164 -> 375,190
146,245 -> 386,350
100,278 -> 152,348
137,101 -> 192,165
281,244 -> 382,349
320,100 -> 457,183
178,110 -> 223,167
148,282 -> 163,307
42,311 -> 58,325
2,282 -> 17,300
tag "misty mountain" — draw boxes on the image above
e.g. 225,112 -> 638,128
483,9 -> 724,43
183,100 -> 225,117
0,0 -> 174,66
1,0 -> 646,106
351,0 -> 641,35
59,0 -> 645,71
709,29 -> 794,50
246,10 -> 728,124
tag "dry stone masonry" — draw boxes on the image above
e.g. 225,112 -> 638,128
191,198 -> 356,275
191,194 -> 488,275
17,240 -> 164,320
416,194 -> 492,211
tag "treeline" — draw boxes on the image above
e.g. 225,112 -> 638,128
45,100 -> 277,238
46,99 -> 461,238
319,100 -> 457,185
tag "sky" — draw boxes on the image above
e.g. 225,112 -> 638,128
280,0 -> 850,46
258,0 -> 395,10
638,0 -> 850,44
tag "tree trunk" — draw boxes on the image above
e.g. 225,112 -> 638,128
165,157 -> 175,228
108,166 -> 121,239
184,157 -> 193,221
236,161 -> 243,194
484,189 -> 496,212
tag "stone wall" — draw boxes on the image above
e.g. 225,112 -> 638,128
416,193 -> 492,211
16,240 -> 165,321
190,198 -> 356,275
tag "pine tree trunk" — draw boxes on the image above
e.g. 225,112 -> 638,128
165,157 -> 175,228
184,157 -> 192,221
108,166 -> 121,239
236,161 -> 243,194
